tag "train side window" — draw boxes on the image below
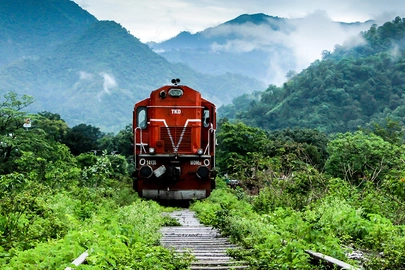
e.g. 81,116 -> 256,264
137,107 -> 147,129
203,108 -> 210,128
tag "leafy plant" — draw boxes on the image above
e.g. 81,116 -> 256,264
325,131 -> 404,186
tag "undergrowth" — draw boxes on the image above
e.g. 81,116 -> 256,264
191,177 -> 405,269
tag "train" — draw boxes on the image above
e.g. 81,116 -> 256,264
132,79 -> 217,200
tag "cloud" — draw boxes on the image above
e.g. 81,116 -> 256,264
207,22 -> 287,53
286,11 -> 373,70
77,71 -> 117,100
73,0 -> 405,43
390,44 -> 401,61
74,0 -> 243,42
286,11 -> 343,69
99,72 -> 117,94
79,71 -> 94,80
341,35 -> 367,49
201,10 -> 374,85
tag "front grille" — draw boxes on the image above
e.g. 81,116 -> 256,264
160,126 -> 191,153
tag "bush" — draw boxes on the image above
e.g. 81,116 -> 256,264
253,165 -> 328,213
3,198 -> 193,269
191,188 -> 345,269
0,179 -> 69,252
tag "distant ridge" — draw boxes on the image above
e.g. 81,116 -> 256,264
150,13 -> 374,85
224,13 -> 284,27
0,1 -> 264,132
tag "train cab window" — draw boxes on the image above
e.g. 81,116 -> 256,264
203,109 -> 210,128
137,107 -> 147,129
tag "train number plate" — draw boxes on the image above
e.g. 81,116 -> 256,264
147,160 -> 157,165
190,160 -> 202,165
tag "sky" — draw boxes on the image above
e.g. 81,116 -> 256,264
73,0 -> 405,43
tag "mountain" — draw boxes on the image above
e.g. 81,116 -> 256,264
149,14 -> 288,84
149,13 -> 375,86
0,0 -> 265,132
219,17 -> 405,134
0,0 -> 97,67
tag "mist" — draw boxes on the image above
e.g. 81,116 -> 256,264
204,11 -> 375,85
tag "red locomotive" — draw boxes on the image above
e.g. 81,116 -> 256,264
133,79 -> 217,200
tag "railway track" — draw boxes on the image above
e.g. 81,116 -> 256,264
66,209 -> 361,269
160,209 -> 249,270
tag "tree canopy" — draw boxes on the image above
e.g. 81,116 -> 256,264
220,17 -> 405,135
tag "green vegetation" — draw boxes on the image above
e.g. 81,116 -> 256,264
220,17 -> 405,134
190,120 -> 405,269
0,92 -> 193,269
209,21 -> 405,268
192,184 -> 405,269
4,89 -> 405,268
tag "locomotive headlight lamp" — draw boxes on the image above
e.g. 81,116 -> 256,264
140,165 -> 153,178
168,88 -> 183,97
196,166 -> 209,179
149,147 -> 155,154
197,148 -> 203,155
159,90 -> 167,99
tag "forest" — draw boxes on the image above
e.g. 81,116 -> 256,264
219,17 -> 405,134
1,16 -> 405,269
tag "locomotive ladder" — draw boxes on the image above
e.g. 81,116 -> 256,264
160,209 -> 249,270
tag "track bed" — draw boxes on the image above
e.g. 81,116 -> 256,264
160,209 -> 248,270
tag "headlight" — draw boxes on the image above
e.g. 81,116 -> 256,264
168,88 -> 183,97
196,166 -> 209,179
197,149 -> 203,155
149,147 -> 155,154
140,166 -> 153,178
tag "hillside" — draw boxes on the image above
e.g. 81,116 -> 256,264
0,0 -> 97,67
150,13 -> 374,86
150,14 -> 292,84
0,0 -> 265,132
220,17 -> 405,134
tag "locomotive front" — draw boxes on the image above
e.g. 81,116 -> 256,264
133,79 -> 216,200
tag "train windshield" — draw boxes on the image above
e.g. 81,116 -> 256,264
137,107 -> 147,129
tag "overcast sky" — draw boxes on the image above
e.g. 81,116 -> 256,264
73,0 -> 405,43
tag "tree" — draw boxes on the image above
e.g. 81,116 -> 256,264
325,131 -> 404,186
267,128 -> 330,170
35,111 -> 70,142
98,124 -> 133,157
368,119 -> 404,145
0,92 -> 34,173
216,121 -> 269,175
63,123 -> 105,155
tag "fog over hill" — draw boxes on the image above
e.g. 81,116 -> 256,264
218,16 -> 405,134
150,12 -> 375,86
